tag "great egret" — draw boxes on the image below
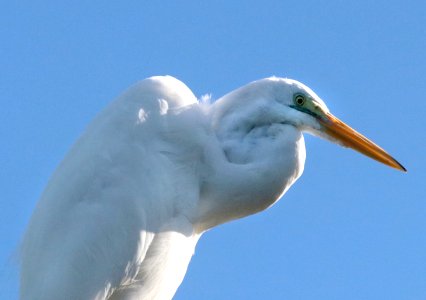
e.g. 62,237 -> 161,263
20,76 -> 405,300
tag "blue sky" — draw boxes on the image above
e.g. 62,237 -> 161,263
1,1 -> 425,299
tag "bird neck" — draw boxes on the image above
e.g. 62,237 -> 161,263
191,93 -> 306,233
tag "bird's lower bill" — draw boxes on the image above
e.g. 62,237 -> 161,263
319,113 -> 406,172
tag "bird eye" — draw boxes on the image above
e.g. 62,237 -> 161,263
294,94 -> 306,106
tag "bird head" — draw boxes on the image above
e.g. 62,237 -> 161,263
277,78 -> 406,172
212,77 -> 405,172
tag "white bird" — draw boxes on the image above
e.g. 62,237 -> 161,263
20,76 -> 405,300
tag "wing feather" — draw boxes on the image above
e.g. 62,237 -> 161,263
20,76 -> 202,299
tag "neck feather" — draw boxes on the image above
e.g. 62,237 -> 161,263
191,89 -> 306,232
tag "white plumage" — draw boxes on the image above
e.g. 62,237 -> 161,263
20,76 -> 404,299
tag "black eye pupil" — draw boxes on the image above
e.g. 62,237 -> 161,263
296,96 -> 304,105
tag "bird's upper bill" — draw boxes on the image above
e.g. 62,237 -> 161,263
318,112 -> 406,172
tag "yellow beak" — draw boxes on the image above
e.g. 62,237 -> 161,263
319,113 -> 406,172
